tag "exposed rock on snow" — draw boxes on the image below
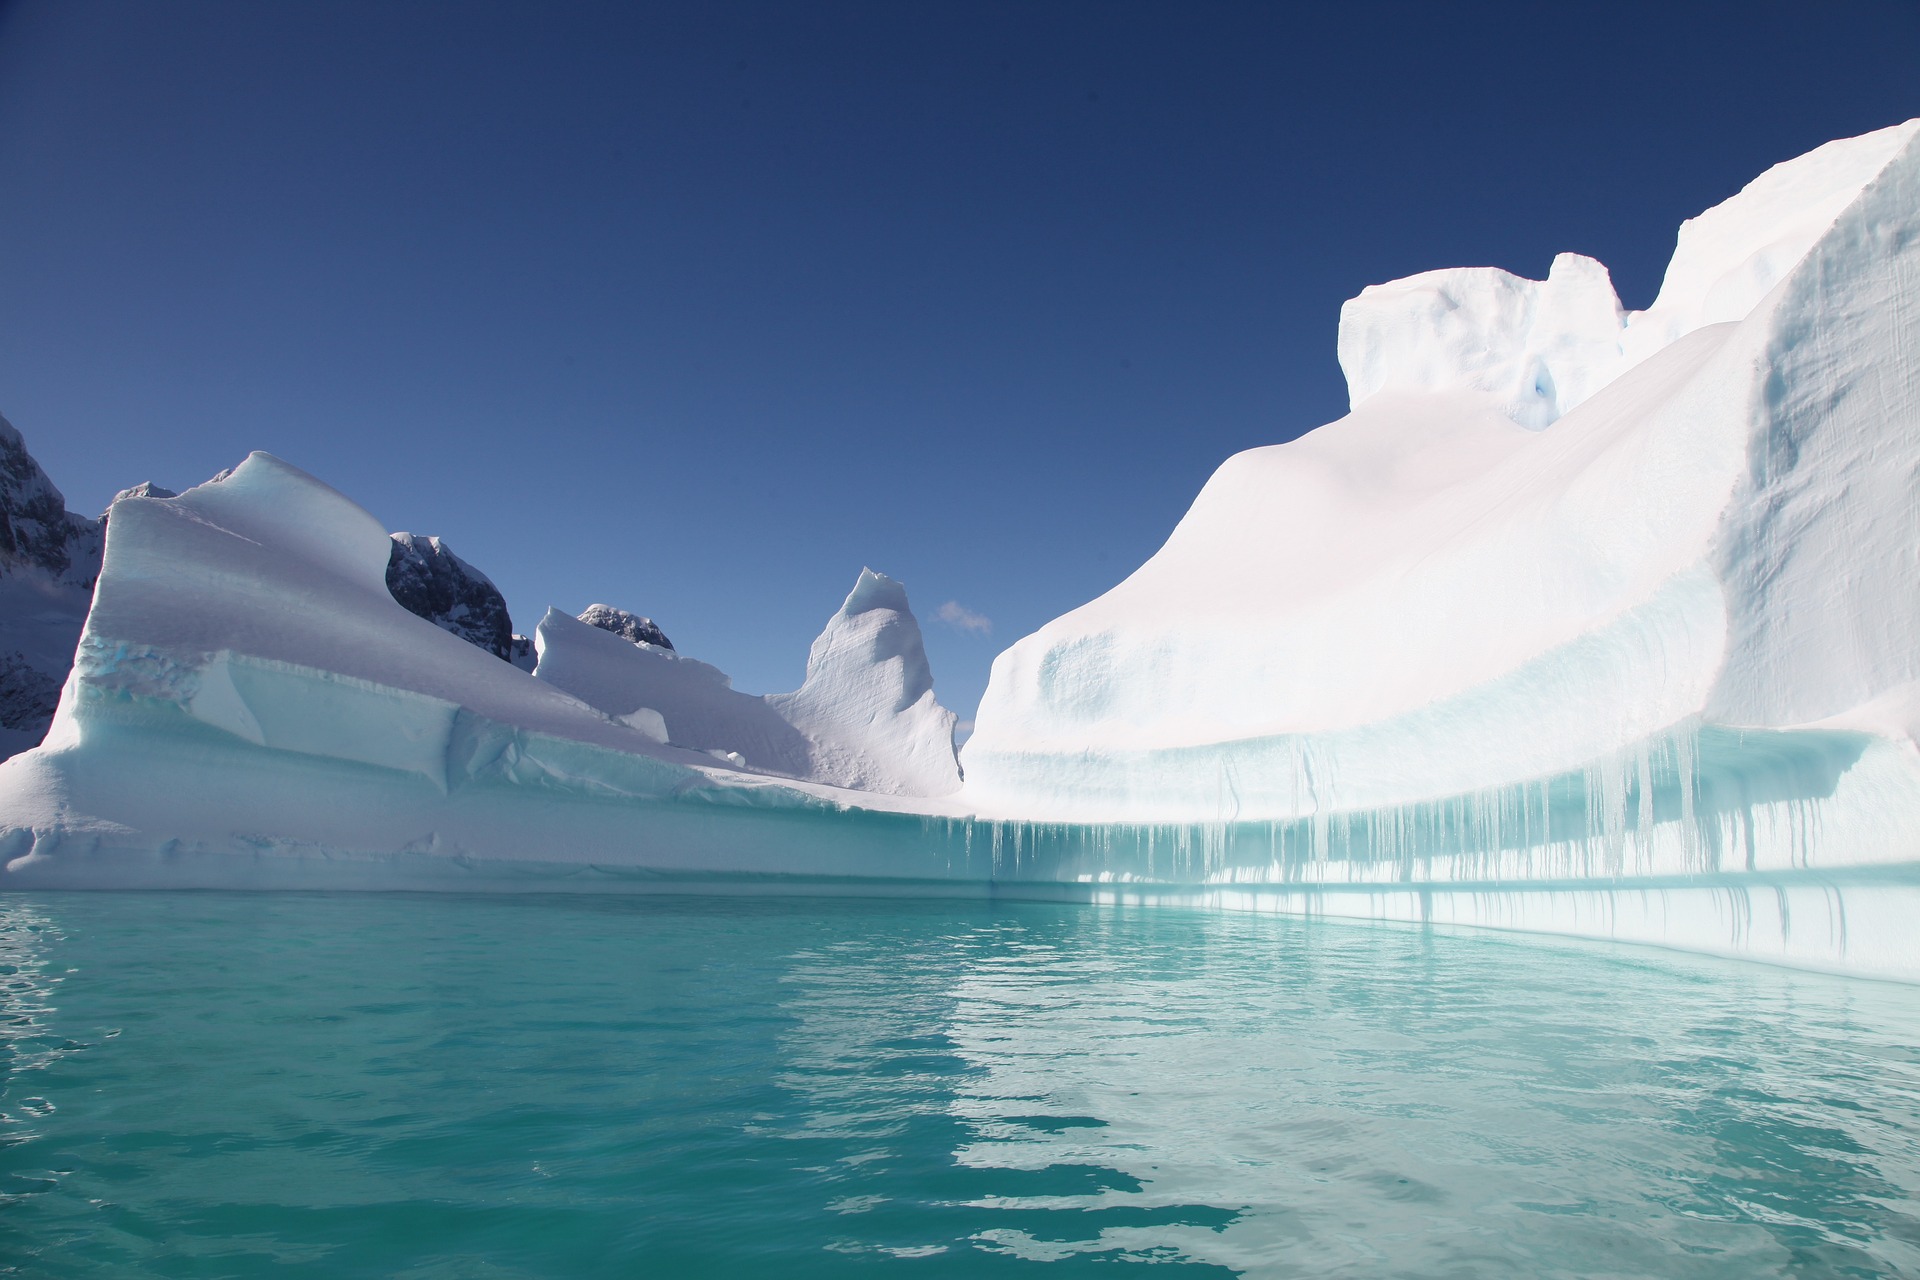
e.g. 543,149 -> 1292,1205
0,416 -> 103,756
578,603 -> 673,651
99,482 -> 178,530
385,533 -> 516,661
0,650 -> 62,740
1,415 -> 102,588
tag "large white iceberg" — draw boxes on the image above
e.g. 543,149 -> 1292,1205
965,119 -> 1920,835
4,121 -> 1919,981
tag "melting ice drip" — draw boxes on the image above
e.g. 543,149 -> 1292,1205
930,719 -> 1884,892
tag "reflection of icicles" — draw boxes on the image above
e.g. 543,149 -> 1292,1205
0,903 -> 66,1078
0,900 -> 72,1183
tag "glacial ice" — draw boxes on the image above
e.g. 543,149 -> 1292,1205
3,121 -> 1920,981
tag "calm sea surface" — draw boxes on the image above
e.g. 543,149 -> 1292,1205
2,892 -> 1918,1277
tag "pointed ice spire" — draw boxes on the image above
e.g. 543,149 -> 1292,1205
768,568 -> 961,796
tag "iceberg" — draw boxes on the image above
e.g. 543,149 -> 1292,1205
968,120 -> 1920,829
4,121 -> 1920,981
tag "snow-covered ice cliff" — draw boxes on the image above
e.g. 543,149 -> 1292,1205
4,121 -> 1920,980
966,119 -> 1920,828
946,119 -> 1920,977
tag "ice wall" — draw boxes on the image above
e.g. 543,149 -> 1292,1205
532,605 -> 815,767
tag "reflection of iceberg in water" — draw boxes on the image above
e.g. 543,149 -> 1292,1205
0,901 -> 76,1210
931,911 -> 1920,1274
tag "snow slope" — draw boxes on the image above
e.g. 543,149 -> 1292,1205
531,605 -> 814,767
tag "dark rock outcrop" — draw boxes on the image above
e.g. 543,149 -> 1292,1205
385,533 -> 516,661
0,414 -> 105,755
578,603 -> 673,651
0,415 -> 103,589
98,482 -> 177,534
0,650 -> 63,735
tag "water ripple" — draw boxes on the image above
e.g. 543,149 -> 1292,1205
1,893 -> 1918,1276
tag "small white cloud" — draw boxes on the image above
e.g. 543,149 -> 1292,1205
936,600 -> 992,635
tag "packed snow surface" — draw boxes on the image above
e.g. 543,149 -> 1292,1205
4,121 -> 1920,980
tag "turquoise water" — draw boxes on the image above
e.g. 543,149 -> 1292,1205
3,895 -> 1919,1277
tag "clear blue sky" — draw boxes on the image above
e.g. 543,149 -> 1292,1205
2,0 -> 1916,725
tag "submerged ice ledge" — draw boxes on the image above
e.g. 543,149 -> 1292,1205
7,695 -> 1918,976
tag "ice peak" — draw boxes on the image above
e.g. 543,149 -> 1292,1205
840,567 -> 912,619
1338,251 -> 1625,429
767,570 -> 961,796
1337,119 -> 1920,430
1621,118 -> 1920,362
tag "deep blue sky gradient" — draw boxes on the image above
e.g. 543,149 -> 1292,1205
2,0 -> 1917,722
